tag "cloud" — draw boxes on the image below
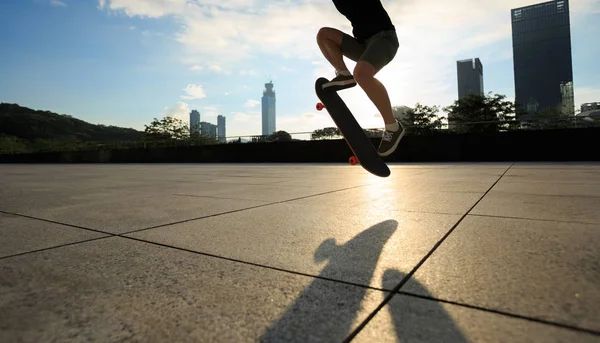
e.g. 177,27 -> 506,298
232,111 -> 260,122
239,69 -> 259,76
229,111 -> 261,136
50,0 -> 66,7
163,101 -> 190,123
244,99 -> 260,108
189,65 -> 203,71
202,106 -> 219,118
208,64 -> 231,74
99,0 -> 600,135
181,84 -> 206,100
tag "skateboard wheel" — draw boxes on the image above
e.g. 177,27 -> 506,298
349,156 -> 358,165
316,102 -> 324,111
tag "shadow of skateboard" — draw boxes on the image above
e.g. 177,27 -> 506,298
315,77 -> 390,178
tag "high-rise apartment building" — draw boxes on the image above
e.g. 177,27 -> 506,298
190,110 -> 201,133
217,115 -> 226,143
511,0 -> 574,120
200,121 -> 217,138
262,81 -> 276,136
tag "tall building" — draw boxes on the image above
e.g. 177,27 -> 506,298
217,115 -> 226,143
190,110 -> 200,133
262,81 -> 276,136
200,121 -> 217,138
457,58 -> 484,99
511,0 -> 574,120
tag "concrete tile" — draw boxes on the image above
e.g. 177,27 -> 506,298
176,183 -> 356,202
4,193 -> 266,234
0,237 -> 386,343
0,213 -> 107,258
503,166 -> 600,184
288,185 -> 484,214
492,180 -> 600,197
128,203 -> 462,290
472,191 -> 600,224
403,215 -> 600,332
354,292 -> 599,342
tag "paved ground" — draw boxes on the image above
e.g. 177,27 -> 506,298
1,162 -> 599,343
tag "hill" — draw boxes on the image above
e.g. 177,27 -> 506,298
0,103 -> 143,142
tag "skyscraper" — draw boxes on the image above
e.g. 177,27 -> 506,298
457,58 -> 484,99
190,110 -> 201,134
511,0 -> 574,120
262,81 -> 276,136
217,115 -> 226,143
200,122 -> 217,138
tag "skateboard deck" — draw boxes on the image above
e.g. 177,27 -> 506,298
315,77 -> 391,178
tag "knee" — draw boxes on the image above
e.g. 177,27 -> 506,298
316,27 -> 338,44
353,63 -> 374,85
316,27 -> 330,42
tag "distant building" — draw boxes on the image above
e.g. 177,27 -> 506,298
217,115 -> 226,143
262,81 -> 276,136
511,0 -> 574,120
457,58 -> 484,99
200,121 -> 217,138
581,102 -> 600,112
190,110 -> 200,133
453,58 -> 484,130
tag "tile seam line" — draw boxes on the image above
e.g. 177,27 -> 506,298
121,167 -> 465,235
0,210 -> 113,236
1,234 -> 598,336
0,236 -> 111,260
342,162 -> 517,343
120,184 -> 372,235
396,291 -> 600,336
468,213 -> 600,226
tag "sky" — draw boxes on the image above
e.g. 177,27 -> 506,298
0,0 -> 599,140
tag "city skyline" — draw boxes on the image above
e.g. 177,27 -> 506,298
0,0 -> 598,139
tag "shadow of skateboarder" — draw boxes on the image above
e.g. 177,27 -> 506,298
259,219 -> 469,342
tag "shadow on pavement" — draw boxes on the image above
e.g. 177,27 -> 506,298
259,219 -> 397,342
259,219 -> 469,342
381,270 -> 468,342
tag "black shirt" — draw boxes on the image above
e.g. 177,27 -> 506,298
332,0 -> 395,43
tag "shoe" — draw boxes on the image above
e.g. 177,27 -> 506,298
378,121 -> 405,157
322,70 -> 356,91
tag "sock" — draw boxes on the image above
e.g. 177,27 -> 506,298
385,122 -> 399,132
336,68 -> 351,76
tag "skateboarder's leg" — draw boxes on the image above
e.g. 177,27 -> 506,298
316,27 -> 365,91
352,30 -> 405,157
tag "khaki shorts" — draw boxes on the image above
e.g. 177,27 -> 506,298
341,30 -> 399,73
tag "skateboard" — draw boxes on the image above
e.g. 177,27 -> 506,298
315,77 -> 391,178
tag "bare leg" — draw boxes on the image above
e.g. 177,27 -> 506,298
353,61 -> 396,125
316,27 -> 349,71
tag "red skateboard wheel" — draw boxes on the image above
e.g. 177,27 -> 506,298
316,102 -> 324,111
349,156 -> 358,165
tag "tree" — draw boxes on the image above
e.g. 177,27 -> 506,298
523,107 -> 575,130
143,116 -> 190,140
405,103 -> 444,135
0,135 -> 30,154
311,127 -> 341,140
444,93 -> 515,133
268,130 -> 292,142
